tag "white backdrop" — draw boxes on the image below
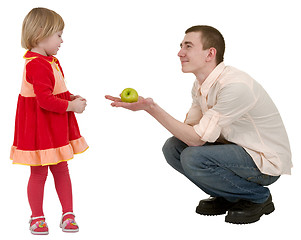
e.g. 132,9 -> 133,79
1,0 -> 300,239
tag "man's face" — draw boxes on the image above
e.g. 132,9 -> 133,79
178,32 -> 209,75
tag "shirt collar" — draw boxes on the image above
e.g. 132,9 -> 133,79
199,62 -> 226,96
23,51 -> 58,64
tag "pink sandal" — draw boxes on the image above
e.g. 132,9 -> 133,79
29,216 -> 49,235
60,212 -> 79,233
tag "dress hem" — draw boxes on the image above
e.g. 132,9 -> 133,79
10,137 -> 88,166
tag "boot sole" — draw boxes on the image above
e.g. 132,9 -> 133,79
225,202 -> 275,224
196,206 -> 227,216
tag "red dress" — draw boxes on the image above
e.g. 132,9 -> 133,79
10,51 -> 88,166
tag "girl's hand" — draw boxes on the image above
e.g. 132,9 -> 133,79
70,95 -> 86,101
67,98 -> 87,113
105,95 -> 154,112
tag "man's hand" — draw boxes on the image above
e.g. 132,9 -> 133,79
105,94 -> 205,146
105,95 -> 154,112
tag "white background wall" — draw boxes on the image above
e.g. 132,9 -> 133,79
1,0 -> 300,239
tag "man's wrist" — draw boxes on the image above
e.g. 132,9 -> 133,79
146,101 -> 158,115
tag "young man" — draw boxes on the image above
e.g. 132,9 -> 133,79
105,25 -> 292,224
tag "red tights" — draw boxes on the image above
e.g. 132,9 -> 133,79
28,161 -> 73,218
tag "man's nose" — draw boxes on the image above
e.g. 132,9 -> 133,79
178,48 -> 185,57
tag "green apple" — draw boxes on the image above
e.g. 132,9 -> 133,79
120,88 -> 139,103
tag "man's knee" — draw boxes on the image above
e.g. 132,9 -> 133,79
162,136 -> 178,155
180,147 -> 208,175
162,137 -> 178,166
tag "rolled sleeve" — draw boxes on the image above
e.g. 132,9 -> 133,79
193,109 -> 221,142
185,80 -> 203,126
193,82 -> 257,142
184,103 -> 203,126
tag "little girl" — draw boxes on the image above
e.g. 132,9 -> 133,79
10,8 -> 88,235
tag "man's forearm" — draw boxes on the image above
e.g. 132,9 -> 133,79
146,102 -> 205,147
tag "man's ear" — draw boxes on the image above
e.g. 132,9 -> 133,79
205,47 -> 217,62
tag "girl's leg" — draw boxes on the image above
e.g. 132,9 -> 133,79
28,165 -> 49,234
28,165 -> 49,217
49,162 -> 75,222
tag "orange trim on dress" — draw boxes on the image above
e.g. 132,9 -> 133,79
20,55 -> 68,98
20,59 -> 36,97
10,137 -> 88,166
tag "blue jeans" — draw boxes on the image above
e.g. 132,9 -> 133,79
162,137 -> 280,204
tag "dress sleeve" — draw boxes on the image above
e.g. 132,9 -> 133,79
193,82 -> 257,142
26,59 -> 69,114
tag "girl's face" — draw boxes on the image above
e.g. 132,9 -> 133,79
34,31 -> 63,56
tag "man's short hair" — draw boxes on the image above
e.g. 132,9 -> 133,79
185,25 -> 225,65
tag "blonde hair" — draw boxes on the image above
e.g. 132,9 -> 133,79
21,8 -> 64,50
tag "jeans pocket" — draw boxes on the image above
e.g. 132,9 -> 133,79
247,174 -> 280,186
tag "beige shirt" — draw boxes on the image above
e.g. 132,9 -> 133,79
185,62 -> 292,176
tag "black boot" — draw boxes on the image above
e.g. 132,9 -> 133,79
225,194 -> 275,224
196,197 -> 237,216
